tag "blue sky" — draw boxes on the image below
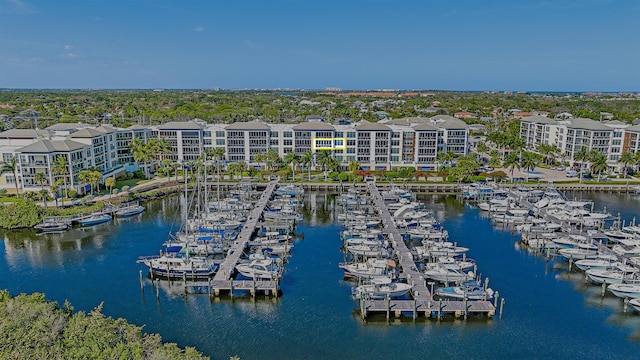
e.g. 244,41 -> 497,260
1,0 -> 638,91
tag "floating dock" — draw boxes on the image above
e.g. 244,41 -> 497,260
364,182 -> 497,319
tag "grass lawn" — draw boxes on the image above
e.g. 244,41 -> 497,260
0,197 -> 21,203
115,179 -> 145,189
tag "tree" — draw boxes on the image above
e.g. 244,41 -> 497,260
129,138 -> 152,178
574,147 -> 590,183
105,177 -> 116,196
52,155 -> 69,205
50,183 -> 59,209
228,161 -> 246,180
315,150 -> 332,181
618,151 -> 635,178
590,151 -> 608,180
38,189 -> 49,208
34,172 -> 46,193
503,152 -> 521,182
284,152 -> 298,181
301,150 -> 314,181
520,151 -> 537,182
348,160 -> 360,174
1,155 -> 20,197
476,141 -> 489,155
161,159 -> 173,182
77,170 -> 92,196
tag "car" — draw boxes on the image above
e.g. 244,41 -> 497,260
557,166 -> 566,171
582,173 -> 593,179
566,170 -> 578,177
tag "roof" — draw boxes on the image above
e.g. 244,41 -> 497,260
431,116 -> 468,129
520,115 -> 557,125
126,125 -> 150,130
45,123 -> 87,131
69,128 -> 106,138
355,121 -> 390,131
292,122 -> 335,131
413,123 -> 438,131
430,115 -> 459,122
0,129 -> 48,138
225,120 -> 271,131
158,121 -> 205,130
17,140 -> 88,153
567,118 -> 613,131
625,124 -> 640,132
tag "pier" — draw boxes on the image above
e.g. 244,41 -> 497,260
209,180 -> 280,296
365,181 -> 497,319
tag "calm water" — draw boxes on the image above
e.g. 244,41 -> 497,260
1,191 -> 640,359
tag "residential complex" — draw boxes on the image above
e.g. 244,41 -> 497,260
0,115 -> 469,194
519,116 -> 640,168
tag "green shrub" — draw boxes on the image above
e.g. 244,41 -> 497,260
68,189 -> 78,198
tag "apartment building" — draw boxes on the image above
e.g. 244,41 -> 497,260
0,115 -> 469,194
519,115 -> 637,168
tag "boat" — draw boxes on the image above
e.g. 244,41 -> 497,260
435,280 -> 494,300
574,255 -> 618,271
137,254 -> 218,279
586,267 -> 639,285
629,298 -> 640,312
235,258 -> 281,280
607,283 -> 640,299
339,259 -> 396,279
34,221 -> 69,232
424,266 -> 472,283
79,213 -> 112,226
354,277 -> 413,299
115,204 -> 145,217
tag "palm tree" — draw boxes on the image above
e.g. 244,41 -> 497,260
503,152 -> 521,182
301,150 -> 313,181
161,159 -> 173,182
171,162 -> 181,183
618,151 -> 635,178
38,189 -> 49,207
34,172 -> 47,206
130,138 -> 152,178
105,177 -> 116,196
590,151 -> 608,181
315,150 -> 332,181
574,147 -> 590,183
228,162 -> 246,180
348,160 -> 360,174
1,155 -> 20,197
52,155 -> 69,204
78,170 -> 92,196
520,151 -> 537,182
50,183 -> 59,209
284,152 -> 298,181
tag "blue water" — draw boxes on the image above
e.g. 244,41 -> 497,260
1,192 -> 640,359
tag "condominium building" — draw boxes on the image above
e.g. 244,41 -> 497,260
519,115 -> 636,168
0,115 -> 469,194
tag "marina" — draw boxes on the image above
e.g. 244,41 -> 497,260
2,189 -> 640,359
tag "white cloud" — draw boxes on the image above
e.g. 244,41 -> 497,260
192,26 -> 204,32
63,45 -> 73,50
0,0 -> 36,15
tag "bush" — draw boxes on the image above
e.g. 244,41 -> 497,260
68,189 -> 78,198
133,170 -> 145,179
121,185 -> 130,192
0,291 -> 209,359
0,201 -> 44,229
0,189 -> 6,196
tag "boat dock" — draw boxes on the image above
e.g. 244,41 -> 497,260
209,180 -> 280,296
365,182 -> 497,319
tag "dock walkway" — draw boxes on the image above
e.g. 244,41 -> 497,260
213,180 -> 278,282
366,182 -> 496,319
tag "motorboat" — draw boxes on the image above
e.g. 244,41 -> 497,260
586,267 -> 639,285
79,213 -> 112,226
137,254 -> 218,279
354,277 -> 413,299
607,283 -> 640,299
115,204 -> 145,217
435,280 -> 494,300
235,258 -> 281,280
574,255 -> 618,271
34,221 -> 69,232
424,266 -> 472,283
339,259 -> 396,280
629,298 -> 640,312
557,243 -> 599,261
493,209 -> 530,224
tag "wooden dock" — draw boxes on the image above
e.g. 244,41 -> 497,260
210,181 -> 280,295
182,279 -> 280,297
365,182 -> 497,319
